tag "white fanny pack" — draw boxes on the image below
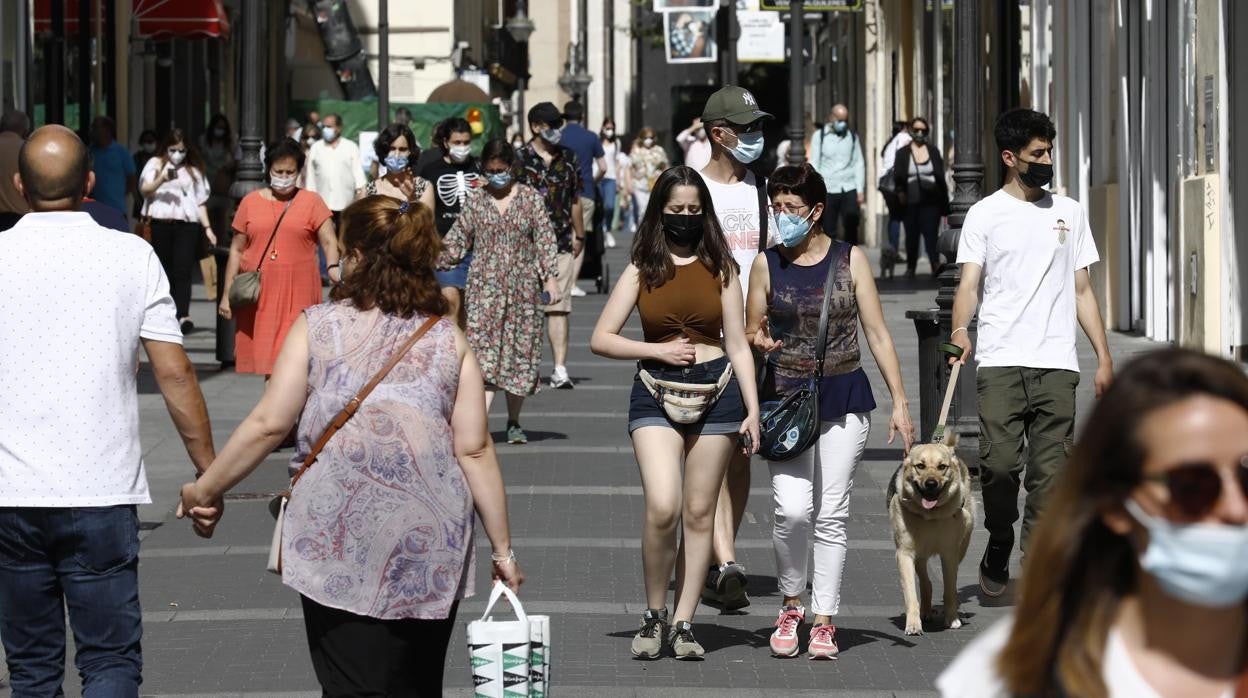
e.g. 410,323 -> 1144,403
637,364 -> 733,424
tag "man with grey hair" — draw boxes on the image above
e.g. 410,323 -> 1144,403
0,124 -> 216,694
0,110 -> 30,230
809,104 -> 865,244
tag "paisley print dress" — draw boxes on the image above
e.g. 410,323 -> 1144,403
282,302 -> 474,620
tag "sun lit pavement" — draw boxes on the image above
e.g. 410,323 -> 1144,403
0,240 -> 1160,697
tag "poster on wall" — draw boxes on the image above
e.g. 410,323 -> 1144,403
664,9 -> 717,64
737,10 -> 784,62
653,0 -> 717,9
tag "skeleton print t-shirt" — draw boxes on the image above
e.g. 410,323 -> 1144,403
418,156 -> 482,237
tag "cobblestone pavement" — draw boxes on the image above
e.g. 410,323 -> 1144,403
0,241 -> 1159,697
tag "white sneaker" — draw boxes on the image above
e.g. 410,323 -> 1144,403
605,232 -> 617,248
549,366 -> 574,389
570,286 -> 587,297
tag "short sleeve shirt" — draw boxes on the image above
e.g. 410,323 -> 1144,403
140,158 -> 211,221
418,156 -> 482,237
956,189 -> 1099,371
559,123 -> 605,199
515,144 -> 583,251
90,141 -> 138,214
0,211 -> 181,506
696,169 -> 779,304
305,138 -> 366,212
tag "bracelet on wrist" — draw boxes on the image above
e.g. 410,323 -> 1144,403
951,326 -> 968,337
491,550 -> 516,564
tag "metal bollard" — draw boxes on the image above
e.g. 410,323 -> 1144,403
905,308 -> 943,441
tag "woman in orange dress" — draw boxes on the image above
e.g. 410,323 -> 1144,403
219,138 -> 339,376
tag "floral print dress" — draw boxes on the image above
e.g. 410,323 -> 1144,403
441,184 -> 559,395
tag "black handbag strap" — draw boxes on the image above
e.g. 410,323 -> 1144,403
755,174 -> 769,253
256,192 -> 296,273
812,243 -> 842,378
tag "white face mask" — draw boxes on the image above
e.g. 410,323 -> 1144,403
270,173 -> 297,192
168,150 -> 186,165
643,137 -> 655,148
603,129 -> 615,139
448,144 -> 472,163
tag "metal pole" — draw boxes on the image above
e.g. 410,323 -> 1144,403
786,4 -> 805,166
48,0 -> 65,126
78,0 -> 91,134
378,0 -> 389,128
604,0 -> 613,120
723,2 -> 738,87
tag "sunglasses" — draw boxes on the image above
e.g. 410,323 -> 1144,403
1141,457 -> 1248,521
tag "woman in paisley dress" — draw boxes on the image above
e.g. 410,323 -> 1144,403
179,195 -> 522,696
441,138 -> 563,445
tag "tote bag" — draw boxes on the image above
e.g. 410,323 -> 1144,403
468,582 -> 552,698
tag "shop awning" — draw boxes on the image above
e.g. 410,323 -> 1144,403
34,0 -> 230,40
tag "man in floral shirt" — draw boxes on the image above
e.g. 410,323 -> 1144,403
515,102 -> 584,389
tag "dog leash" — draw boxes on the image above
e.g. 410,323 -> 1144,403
930,342 -> 965,443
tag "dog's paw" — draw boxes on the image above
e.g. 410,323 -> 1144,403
903,616 -> 924,636
948,617 -> 963,630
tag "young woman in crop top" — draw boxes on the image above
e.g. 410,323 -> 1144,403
591,166 -> 761,660
745,164 -> 914,660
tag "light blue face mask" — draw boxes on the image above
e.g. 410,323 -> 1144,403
1124,498 -> 1248,608
776,210 -> 814,248
321,126 -> 338,142
486,171 -> 513,189
384,154 -> 408,171
727,130 -> 764,164
832,120 -> 848,134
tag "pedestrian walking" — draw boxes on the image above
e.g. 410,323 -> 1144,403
809,105 -> 865,245
560,101 -> 607,297
877,121 -> 912,260
201,114 -> 238,298
617,140 -> 637,234
88,115 -> 137,217
892,117 -> 950,278
0,124 -> 215,695
420,117 -> 483,327
365,122 -> 435,209
598,117 -> 622,248
591,165 -> 761,660
179,195 -> 523,697
745,164 -> 914,659
676,117 -> 712,171
296,123 -> 320,188
305,113 -> 366,223
628,126 -> 669,223
937,348 -> 1248,698
0,110 -> 30,231
219,139 -> 340,378
138,127 -> 217,333
949,107 -> 1113,598
696,84 -> 778,610
440,139 -> 563,445
516,102 -> 584,390
131,129 -> 159,222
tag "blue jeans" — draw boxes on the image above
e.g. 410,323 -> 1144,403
599,178 -> 618,233
0,506 -> 143,697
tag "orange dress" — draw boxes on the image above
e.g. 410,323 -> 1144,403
231,188 -> 332,374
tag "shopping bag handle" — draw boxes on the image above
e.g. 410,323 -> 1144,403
480,580 -> 528,624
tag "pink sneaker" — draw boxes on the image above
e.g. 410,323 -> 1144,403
807,624 -> 839,660
769,605 -> 804,657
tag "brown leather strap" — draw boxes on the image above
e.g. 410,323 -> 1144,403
288,314 -> 441,490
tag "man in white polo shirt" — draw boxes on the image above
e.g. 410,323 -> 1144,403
305,112 -> 365,217
0,125 -> 216,694
949,108 -> 1113,598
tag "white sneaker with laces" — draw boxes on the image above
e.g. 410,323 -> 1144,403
549,366 -> 574,389
570,286 -> 587,297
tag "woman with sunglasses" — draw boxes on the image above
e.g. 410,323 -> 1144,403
745,164 -> 913,659
891,117 -> 949,278
138,128 -> 215,334
938,348 -> 1248,698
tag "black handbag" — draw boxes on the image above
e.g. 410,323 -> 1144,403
757,250 -> 838,461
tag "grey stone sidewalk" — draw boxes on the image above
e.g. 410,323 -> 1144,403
0,242 -> 1159,697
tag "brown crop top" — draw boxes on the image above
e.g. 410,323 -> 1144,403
637,261 -> 724,344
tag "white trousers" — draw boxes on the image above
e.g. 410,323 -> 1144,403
768,412 -> 871,616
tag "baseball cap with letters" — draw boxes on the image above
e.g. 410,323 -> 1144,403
700,85 -> 774,125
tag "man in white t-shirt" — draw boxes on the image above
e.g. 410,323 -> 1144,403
0,126 -> 216,693
695,85 -> 778,610
949,108 -> 1113,598
304,113 -> 365,216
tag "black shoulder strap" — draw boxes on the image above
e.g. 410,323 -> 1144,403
755,174 -> 768,253
813,243 -> 840,377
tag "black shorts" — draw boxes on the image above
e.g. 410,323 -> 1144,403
627,355 -> 745,436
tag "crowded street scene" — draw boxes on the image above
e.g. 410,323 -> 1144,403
0,0 -> 1246,696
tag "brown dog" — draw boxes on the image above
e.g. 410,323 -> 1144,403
887,433 -> 975,635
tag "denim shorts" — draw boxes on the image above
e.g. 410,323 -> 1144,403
628,355 -> 745,436
436,249 -> 474,290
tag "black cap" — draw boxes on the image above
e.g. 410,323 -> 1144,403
528,102 -> 563,128
562,100 -> 584,121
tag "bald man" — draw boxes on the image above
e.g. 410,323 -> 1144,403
810,104 -> 865,244
0,125 -> 216,694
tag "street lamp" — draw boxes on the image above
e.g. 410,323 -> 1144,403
506,1 -> 535,139
558,42 -> 593,105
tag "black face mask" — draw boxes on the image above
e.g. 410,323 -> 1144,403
1017,159 -> 1054,189
662,213 -> 704,247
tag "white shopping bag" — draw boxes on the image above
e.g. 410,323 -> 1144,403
528,614 -> 551,698
467,582 -> 534,698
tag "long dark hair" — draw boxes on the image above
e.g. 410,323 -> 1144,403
998,348 -> 1248,698
373,122 -> 420,174
630,165 -> 736,290
157,128 -> 208,183
204,113 -> 232,148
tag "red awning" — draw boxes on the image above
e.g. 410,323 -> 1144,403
34,0 -> 229,40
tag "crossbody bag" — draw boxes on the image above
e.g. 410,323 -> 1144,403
229,193 -> 295,309
756,248 -> 839,461
267,314 -> 442,574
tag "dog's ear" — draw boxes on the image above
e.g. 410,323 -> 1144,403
942,431 -> 959,449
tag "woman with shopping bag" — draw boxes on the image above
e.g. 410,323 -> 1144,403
178,196 -> 523,696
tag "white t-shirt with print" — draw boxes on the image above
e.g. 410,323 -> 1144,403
956,189 -> 1099,372
937,616 -> 1234,698
0,212 -> 183,507
696,168 -> 778,302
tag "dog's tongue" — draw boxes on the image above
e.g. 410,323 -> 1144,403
921,497 -> 939,510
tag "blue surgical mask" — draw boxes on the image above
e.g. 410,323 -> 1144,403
727,131 -> 764,164
832,120 -> 848,134
384,154 -> 408,171
776,210 -> 814,248
541,128 -> 562,146
486,171 -> 513,189
322,126 -> 338,142
1124,498 -> 1248,608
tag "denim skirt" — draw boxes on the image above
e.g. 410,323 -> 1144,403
627,355 -> 745,436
